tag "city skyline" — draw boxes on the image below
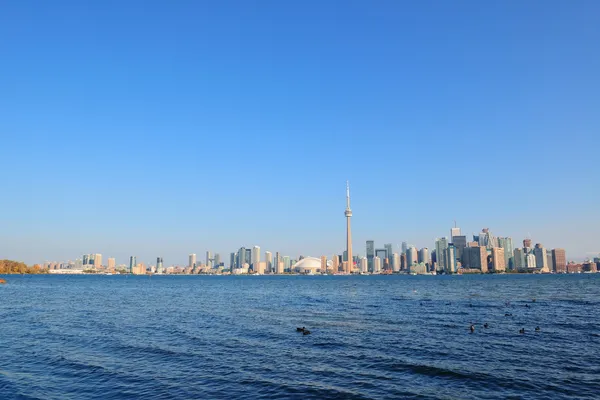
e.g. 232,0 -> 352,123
2,2 -> 599,265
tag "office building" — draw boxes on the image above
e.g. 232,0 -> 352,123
450,226 -> 461,239
552,249 -> 567,273
445,244 -> 456,274
230,253 -> 235,270
206,251 -> 212,268
526,253 -> 537,269
497,237 -> 514,270
435,238 -> 449,271
523,238 -> 532,248
189,254 -> 196,269
401,242 -> 408,255
366,240 -> 375,272
156,257 -> 163,272
514,248 -> 525,269
129,256 -> 136,274
452,235 -> 467,261
534,244 -> 548,272
245,248 -> 252,266
463,246 -> 487,272
384,243 -> 393,263
283,256 -> 291,271
238,247 -> 246,268
478,228 -> 497,249
265,251 -> 273,272
107,257 -> 115,271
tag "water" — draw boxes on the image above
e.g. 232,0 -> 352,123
1,274 -> 599,399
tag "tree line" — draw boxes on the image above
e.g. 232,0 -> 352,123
0,260 -> 46,274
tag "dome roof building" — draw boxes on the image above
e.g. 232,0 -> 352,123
292,257 -> 329,274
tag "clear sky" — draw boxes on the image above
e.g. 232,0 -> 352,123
1,0 -> 599,266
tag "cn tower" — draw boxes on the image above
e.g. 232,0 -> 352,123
345,181 -> 353,274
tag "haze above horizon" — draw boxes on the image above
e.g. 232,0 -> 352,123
1,0 -> 599,265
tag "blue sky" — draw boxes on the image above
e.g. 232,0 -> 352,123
1,0 -> 599,265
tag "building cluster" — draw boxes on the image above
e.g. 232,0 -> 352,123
39,184 -> 598,276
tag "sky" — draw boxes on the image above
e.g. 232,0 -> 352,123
1,0 -> 599,266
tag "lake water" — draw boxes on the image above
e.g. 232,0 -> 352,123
1,274 -> 599,399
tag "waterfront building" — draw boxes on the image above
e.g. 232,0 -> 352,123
406,247 -> 418,269
373,256 -> 382,273
129,256 -> 136,274
332,254 -> 339,271
156,257 -> 163,273
478,228 -> 498,249
392,253 -> 400,272
206,251 -> 212,268
252,246 -> 260,267
107,257 -> 115,271
546,253 -> 554,272
384,244 -> 393,264
265,251 -> 273,272
513,248 -> 525,269
526,253 -> 537,269
534,244 -> 549,272
345,182 -> 353,274
230,253 -> 235,270
189,254 -> 196,269
375,248 -> 387,267
523,238 -> 532,248
366,240 -> 374,272
435,238 -> 449,272
452,235 -> 467,262
552,249 -> 567,273
360,257 -> 368,273
400,253 -> 407,270
283,256 -> 291,271
238,247 -> 246,268
401,242 -> 408,255
463,246 -> 488,272
214,253 -> 221,267
497,237 -> 514,270
445,245 -> 456,274
320,256 -> 327,273
418,248 -> 429,265
491,247 -> 506,272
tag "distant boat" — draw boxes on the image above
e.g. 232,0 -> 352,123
105,273 -> 113,276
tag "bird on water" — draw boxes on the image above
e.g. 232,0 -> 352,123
470,325 -> 475,333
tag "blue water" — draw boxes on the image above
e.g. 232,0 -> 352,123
1,274 -> 599,399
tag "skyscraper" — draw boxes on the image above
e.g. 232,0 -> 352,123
156,257 -> 163,272
129,256 -> 136,274
230,253 -> 235,270
265,251 -> 273,273
392,253 -> 400,272
245,248 -> 252,267
214,253 -> 221,267
107,257 -> 116,271
406,246 -> 418,269
345,181 -> 353,274
445,244 -> 456,274
534,244 -> 548,272
252,246 -> 260,267
189,254 -> 196,269
366,240 -> 374,272
95,254 -> 102,268
435,238 -> 449,272
497,237 -> 514,270
373,256 -> 381,273
206,251 -> 212,268
418,248 -> 429,265
238,247 -> 246,268
401,242 -> 408,255
514,248 -> 525,269
450,225 -> 461,239
360,257 -> 368,273
384,243 -> 392,262
491,247 -> 506,272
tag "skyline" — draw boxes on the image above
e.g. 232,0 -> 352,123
1,1 -> 599,265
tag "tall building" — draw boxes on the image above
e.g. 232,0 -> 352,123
526,253 -> 537,269
375,248 -> 387,265
245,248 -> 252,266
418,248 -> 429,265
107,257 -> 116,271
478,228 -> 497,249
238,247 -> 246,268
401,242 -> 408,255
283,256 -> 291,271
552,249 -> 567,273
450,226 -> 461,239
435,238 -> 449,271
373,256 -> 382,273
189,254 -> 196,269
463,246 -> 487,272
129,256 -> 136,274
497,237 -> 514,270
445,244 -> 456,274
265,251 -> 273,273
320,256 -> 327,273
360,257 -> 368,273
366,240 -> 375,272
252,246 -> 260,267
452,236 -> 467,262
156,257 -> 163,272
491,247 -> 506,272
523,238 -> 532,248
95,254 -> 102,268
384,243 -> 392,262
534,244 -> 548,272
229,253 -> 235,270
406,247 -> 418,269
332,254 -> 339,271
345,182 -> 353,274
206,251 -> 212,268
546,253 -> 554,272
514,248 -> 525,269
214,253 -> 221,267
83,254 -> 89,265
392,253 -> 400,272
